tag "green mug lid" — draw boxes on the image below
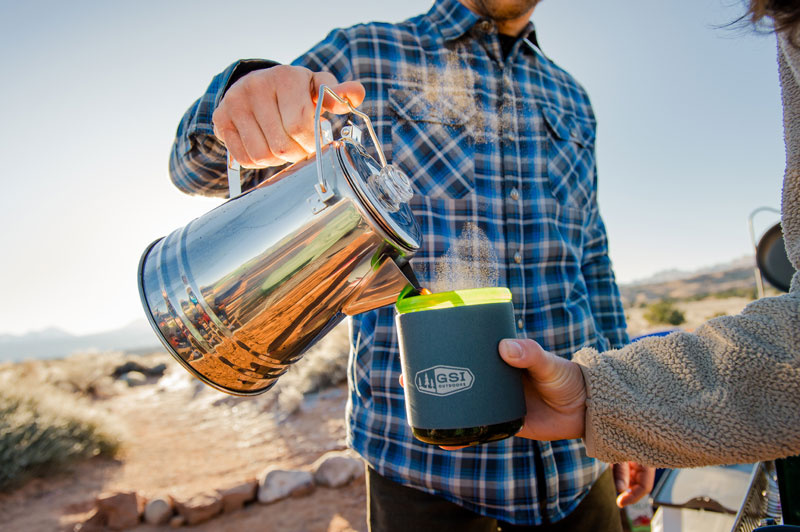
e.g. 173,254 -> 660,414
395,287 -> 512,314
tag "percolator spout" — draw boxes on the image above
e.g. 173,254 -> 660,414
399,261 -> 423,297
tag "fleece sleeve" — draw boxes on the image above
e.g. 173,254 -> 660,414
574,291 -> 800,468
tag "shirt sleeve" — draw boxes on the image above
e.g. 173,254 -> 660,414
580,172 -> 629,351
168,28 -> 355,198
575,290 -> 800,468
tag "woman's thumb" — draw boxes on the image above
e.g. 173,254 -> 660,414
499,338 -> 570,384
499,339 -> 542,368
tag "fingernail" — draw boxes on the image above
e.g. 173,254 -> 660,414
500,339 -> 522,359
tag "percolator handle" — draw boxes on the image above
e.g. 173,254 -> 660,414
313,85 -> 388,201
227,151 -> 241,198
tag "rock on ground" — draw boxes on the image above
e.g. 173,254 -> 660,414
258,469 -> 314,504
95,491 -> 143,530
217,479 -> 258,513
174,492 -> 223,525
313,451 -> 365,488
143,496 -> 174,525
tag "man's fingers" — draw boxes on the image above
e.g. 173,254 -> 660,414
615,463 -> 654,507
213,100 -> 280,168
262,102 -> 313,164
616,484 -> 646,507
613,462 -> 630,494
639,465 -> 656,494
213,123 -> 255,168
276,79 -> 317,154
311,72 -> 366,113
623,465 -> 656,507
617,483 -> 647,507
332,80 -> 366,109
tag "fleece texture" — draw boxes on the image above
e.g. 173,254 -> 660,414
573,33 -> 800,469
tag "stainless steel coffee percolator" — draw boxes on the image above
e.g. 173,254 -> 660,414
138,86 -> 422,395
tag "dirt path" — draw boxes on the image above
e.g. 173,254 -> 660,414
0,374 -> 367,532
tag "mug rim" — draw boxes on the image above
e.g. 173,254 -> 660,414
395,286 -> 512,314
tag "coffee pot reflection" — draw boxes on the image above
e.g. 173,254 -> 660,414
138,86 -> 422,396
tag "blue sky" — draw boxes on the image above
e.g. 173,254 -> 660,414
0,0 -> 784,335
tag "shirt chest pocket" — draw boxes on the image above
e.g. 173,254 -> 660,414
389,89 -> 476,199
542,105 -> 597,213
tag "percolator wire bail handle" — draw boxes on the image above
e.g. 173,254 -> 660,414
314,85 -> 388,196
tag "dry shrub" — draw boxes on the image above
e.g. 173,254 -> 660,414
0,379 -> 123,491
2,351 -> 171,400
270,321 -> 351,416
643,300 -> 686,326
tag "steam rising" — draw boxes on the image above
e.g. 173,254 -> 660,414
429,223 -> 499,293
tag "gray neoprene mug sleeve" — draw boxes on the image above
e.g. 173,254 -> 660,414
395,300 -> 526,433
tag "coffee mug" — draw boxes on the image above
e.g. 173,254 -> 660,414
395,287 -> 526,446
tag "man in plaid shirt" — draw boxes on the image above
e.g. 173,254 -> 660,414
170,0 -> 653,529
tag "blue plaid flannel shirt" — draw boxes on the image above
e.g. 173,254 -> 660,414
169,0 -> 629,524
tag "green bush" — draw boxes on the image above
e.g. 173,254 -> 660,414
711,287 -> 758,300
643,300 -> 686,326
0,383 -> 121,491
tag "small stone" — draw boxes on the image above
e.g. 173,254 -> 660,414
174,493 -> 222,525
257,468 -> 314,504
73,508 -> 107,532
96,491 -> 144,530
217,479 -> 258,513
169,514 -> 185,528
313,451 -> 365,488
112,360 -> 166,378
120,371 -> 148,387
143,496 -> 174,525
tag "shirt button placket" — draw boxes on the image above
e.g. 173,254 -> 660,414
500,62 -> 524,335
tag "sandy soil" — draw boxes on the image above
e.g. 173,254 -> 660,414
625,297 -> 751,338
0,370 -> 367,532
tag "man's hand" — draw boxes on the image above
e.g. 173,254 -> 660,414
613,462 -> 656,507
497,339 -> 587,441
212,65 -> 365,168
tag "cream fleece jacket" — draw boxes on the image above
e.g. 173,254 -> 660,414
573,33 -> 800,469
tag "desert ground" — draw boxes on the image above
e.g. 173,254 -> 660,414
0,273 -> 757,531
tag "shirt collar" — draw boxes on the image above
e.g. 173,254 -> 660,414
426,0 -> 538,46
426,0 -> 482,42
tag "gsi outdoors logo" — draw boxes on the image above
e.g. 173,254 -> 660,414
414,365 -> 475,397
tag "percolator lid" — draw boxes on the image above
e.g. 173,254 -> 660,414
338,141 -> 422,253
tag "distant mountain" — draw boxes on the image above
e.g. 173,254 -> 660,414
618,256 -> 758,306
0,320 -> 163,363
624,255 -> 754,286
